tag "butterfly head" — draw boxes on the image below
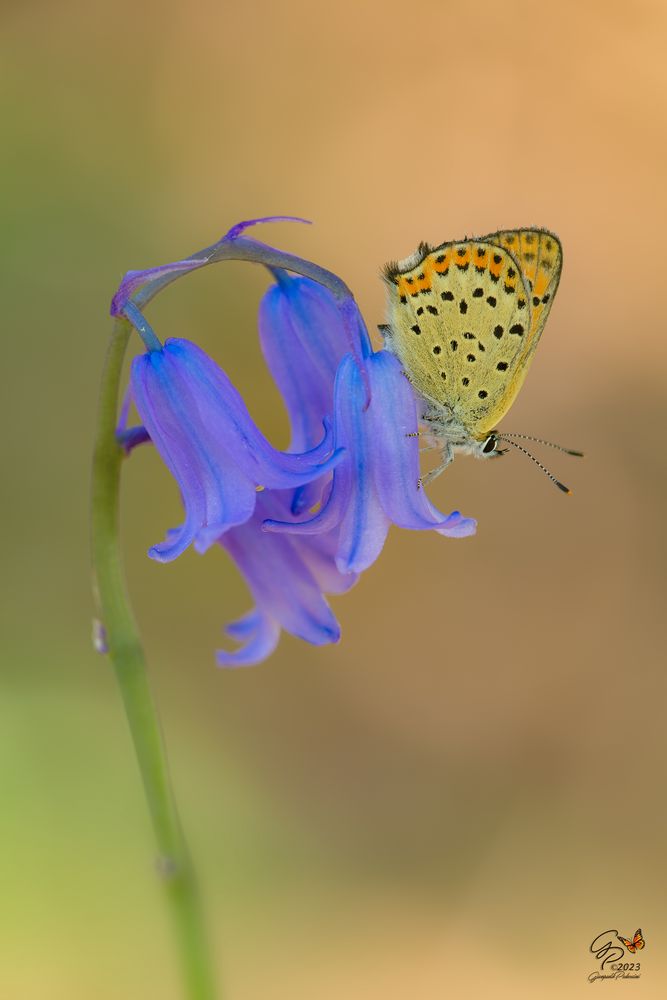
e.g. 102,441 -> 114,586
478,431 -> 508,459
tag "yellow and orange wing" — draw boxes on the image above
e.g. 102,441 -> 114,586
480,227 -> 563,423
382,228 -> 562,437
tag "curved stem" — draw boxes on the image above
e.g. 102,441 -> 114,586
129,234 -> 374,362
91,318 -> 217,1000
133,235 -> 353,309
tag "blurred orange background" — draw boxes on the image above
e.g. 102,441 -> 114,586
2,0 -> 666,996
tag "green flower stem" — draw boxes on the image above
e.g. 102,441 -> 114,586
91,317 -> 217,1000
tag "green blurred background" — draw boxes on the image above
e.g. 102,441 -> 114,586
2,0 -> 666,996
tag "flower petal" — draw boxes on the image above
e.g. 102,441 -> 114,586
261,354 -> 389,572
131,339 -> 346,560
366,350 -> 476,533
262,471 -> 345,536
329,355 -> 390,572
259,274 -> 349,452
132,348 -> 258,559
216,609 -> 281,668
297,528 -> 359,595
220,499 -> 341,648
167,339 -> 341,488
223,215 -> 312,241
260,490 -> 359,595
435,511 -> 478,538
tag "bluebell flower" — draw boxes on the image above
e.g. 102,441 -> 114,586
217,489 -> 357,667
131,337 -> 341,561
214,268 -> 358,664
257,268 -> 365,517
263,347 -> 476,574
259,270 -> 354,453
112,218 -> 475,666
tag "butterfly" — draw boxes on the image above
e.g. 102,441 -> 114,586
381,228 -> 582,492
617,929 -> 645,953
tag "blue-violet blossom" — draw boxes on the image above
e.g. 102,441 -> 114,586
264,347 -> 476,573
131,337 -> 340,561
112,220 -> 476,666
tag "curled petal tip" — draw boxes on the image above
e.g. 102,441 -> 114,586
436,514 -> 477,538
216,610 -> 281,667
147,529 -> 192,563
147,543 -> 173,563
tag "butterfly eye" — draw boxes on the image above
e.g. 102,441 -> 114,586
482,434 -> 498,455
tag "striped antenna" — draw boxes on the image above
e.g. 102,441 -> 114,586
499,432 -> 583,457
497,437 -> 573,495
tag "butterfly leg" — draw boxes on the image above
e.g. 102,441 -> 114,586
407,427 -> 441,453
417,444 -> 453,489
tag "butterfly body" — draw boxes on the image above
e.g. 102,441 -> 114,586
381,228 -> 563,479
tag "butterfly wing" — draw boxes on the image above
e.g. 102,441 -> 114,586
632,929 -> 645,951
383,229 -> 561,438
482,228 -> 563,413
617,934 -> 638,953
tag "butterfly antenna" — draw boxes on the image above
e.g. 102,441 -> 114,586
497,437 -> 573,494
499,432 -> 583,457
